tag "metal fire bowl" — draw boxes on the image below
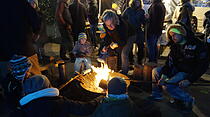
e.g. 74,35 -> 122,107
80,71 -> 130,94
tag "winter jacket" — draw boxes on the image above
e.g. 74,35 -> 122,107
16,88 -> 103,117
0,0 -> 41,61
69,1 -> 87,35
87,0 -> 98,25
162,25 -> 209,83
177,2 -> 195,31
72,41 -> 92,57
91,97 -> 143,117
122,7 -> 145,32
147,1 -> 166,36
103,17 -> 136,48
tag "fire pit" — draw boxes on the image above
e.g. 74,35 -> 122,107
60,64 -> 130,101
80,71 -> 130,94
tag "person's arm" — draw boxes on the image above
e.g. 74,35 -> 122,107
61,95 -> 104,116
57,2 -> 66,25
187,44 -> 209,83
177,6 -> 190,24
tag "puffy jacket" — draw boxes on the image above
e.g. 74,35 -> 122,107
162,24 -> 209,83
15,88 -> 103,117
91,98 -> 143,117
177,1 -> 195,31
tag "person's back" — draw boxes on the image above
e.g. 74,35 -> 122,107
91,77 -> 143,117
92,98 -> 140,117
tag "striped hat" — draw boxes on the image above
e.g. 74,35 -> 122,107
9,55 -> 32,80
78,32 -> 87,40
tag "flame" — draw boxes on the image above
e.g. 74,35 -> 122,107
91,63 -> 114,87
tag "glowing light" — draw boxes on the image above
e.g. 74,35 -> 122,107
91,63 -> 114,87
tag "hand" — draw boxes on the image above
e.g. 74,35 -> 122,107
179,80 -> 191,88
102,47 -> 108,52
158,74 -> 169,85
110,43 -> 118,49
145,13 -> 149,19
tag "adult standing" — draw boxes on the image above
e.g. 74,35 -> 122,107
101,9 -> 136,75
122,0 -> 146,64
56,0 -> 74,60
0,0 -> 41,87
87,0 -> 99,47
177,0 -> 195,32
147,0 -> 166,63
69,0 -> 88,43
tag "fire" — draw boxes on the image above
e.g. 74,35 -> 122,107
91,63 -> 114,87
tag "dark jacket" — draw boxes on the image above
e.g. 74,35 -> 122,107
0,0 -> 41,61
122,7 -> 145,32
16,88 -> 103,117
103,17 -> 136,48
69,0 -> 87,36
177,2 -> 195,31
147,1 -> 166,36
91,98 -> 143,117
87,0 -> 98,25
162,34 -> 209,83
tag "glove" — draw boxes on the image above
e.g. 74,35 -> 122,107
158,74 -> 169,85
179,80 -> 191,88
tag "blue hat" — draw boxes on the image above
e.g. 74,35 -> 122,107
23,75 -> 51,94
9,55 -> 32,80
108,77 -> 127,94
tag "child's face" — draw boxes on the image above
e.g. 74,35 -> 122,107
80,38 -> 87,44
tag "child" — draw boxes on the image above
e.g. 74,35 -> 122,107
72,32 -> 92,73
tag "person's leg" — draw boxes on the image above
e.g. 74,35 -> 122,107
59,26 -> 74,60
147,35 -> 159,63
74,58 -> 82,73
121,35 -> 136,75
90,24 -> 97,47
136,31 -> 145,64
84,58 -> 92,70
165,72 -> 194,112
28,54 -> 41,75
150,67 -> 164,100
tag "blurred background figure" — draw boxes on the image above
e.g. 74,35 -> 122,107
146,0 -> 166,63
69,0 -> 88,43
177,0 -> 195,32
56,0 -> 74,60
122,0 -> 146,65
87,0 -> 99,47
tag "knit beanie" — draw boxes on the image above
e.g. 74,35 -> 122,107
108,77 -> 127,95
23,75 -> 51,95
9,55 -> 32,80
166,24 -> 187,40
78,32 -> 87,41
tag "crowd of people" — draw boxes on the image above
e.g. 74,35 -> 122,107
0,0 -> 210,116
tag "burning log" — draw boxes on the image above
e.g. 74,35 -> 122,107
60,63 -> 129,101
